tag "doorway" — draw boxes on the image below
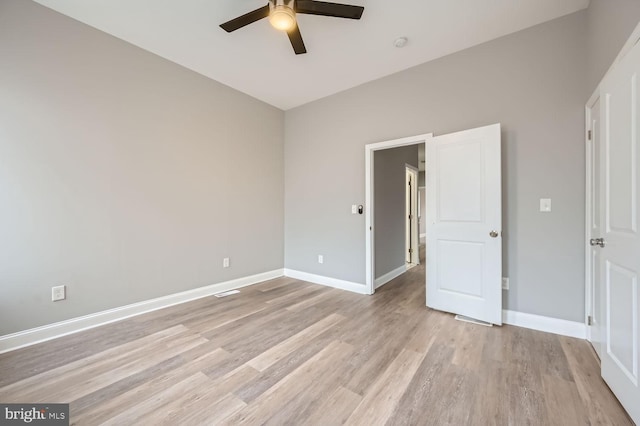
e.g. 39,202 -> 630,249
365,133 -> 432,294
370,142 -> 425,290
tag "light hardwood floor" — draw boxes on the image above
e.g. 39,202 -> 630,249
0,252 -> 632,425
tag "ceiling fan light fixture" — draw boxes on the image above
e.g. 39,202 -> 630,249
269,5 -> 296,32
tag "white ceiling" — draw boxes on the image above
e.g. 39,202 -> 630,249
33,0 -> 589,110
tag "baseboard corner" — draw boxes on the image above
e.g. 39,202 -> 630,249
374,264 -> 408,289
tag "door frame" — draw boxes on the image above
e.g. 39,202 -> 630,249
405,165 -> 420,265
365,133 -> 433,295
585,91 -> 599,342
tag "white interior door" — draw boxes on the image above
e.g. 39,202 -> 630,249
598,37 -> 640,424
588,97 -> 603,358
426,124 -> 502,325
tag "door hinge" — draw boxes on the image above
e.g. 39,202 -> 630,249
587,315 -> 593,326
409,248 -> 413,254
588,130 -> 592,140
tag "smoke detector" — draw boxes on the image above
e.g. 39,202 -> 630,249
394,37 -> 408,48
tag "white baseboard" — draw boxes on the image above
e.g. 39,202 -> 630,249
375,265 -> 407,289
0,269 -> 284,354
502,309 -> 586,339
284,269 -> 368,295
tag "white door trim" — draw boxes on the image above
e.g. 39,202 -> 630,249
365,133 -> 433,295
585,94 -> 599,342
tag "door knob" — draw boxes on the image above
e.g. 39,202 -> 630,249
489,230 -> 499,238
590,238 -> 605,248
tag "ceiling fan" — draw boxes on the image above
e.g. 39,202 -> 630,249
220,0 -> 364,55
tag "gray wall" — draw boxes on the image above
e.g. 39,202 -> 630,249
0,0 -> 284,335
285,11 -> 587,322
373,145 -> 418,279
586,0 -> 640,92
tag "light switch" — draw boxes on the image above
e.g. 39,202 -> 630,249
351,205 -> 357,214
540,198 -> 551,212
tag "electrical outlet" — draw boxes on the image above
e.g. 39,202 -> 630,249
502,277 -> 509,290
318,255 -> 324,264
223,257 -> 230,268
52,285 -> 66,302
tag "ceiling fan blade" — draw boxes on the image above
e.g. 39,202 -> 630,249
287,25 -> 307,55
220,4 -> 270,32
295,0 -> 364,19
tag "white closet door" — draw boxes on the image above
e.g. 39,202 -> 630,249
599,35 -> 640,424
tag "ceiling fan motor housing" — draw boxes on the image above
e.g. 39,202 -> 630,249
270,0 -> 295,12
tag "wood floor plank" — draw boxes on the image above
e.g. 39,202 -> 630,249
260,349 -> 361,425
214,308 -> 331,360
0,325 -> 191,402
70,347 -> 231,425
206,365 -> 261,401
303,386 -> 362,426
469,361 -> 510,425
533,330 -> 575,382
184,303 -> 268,334
222,340 -> 355,425
345,348 -> 427,426
509,387 -> 550,426
342,312 -> 421,395
403,310 -> 443,354
231,328 -> 340,403
138,380 -> 245,425
16,332 -> 207,403
100,372 -> 214,425
541,373 -> 589,426
264,284 -> 325,307
481,321 -> 512,363
387,343 -> 456,425
450,321 -> 488,371
285,288 -> 334,312
247,313 -> 345,371
0,320 -> 150,388
560,337 -> 634,425
178,392 -> 247,425
417,363 -> 480,426
256,276 -> 299,292
69,351 -> 186,417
